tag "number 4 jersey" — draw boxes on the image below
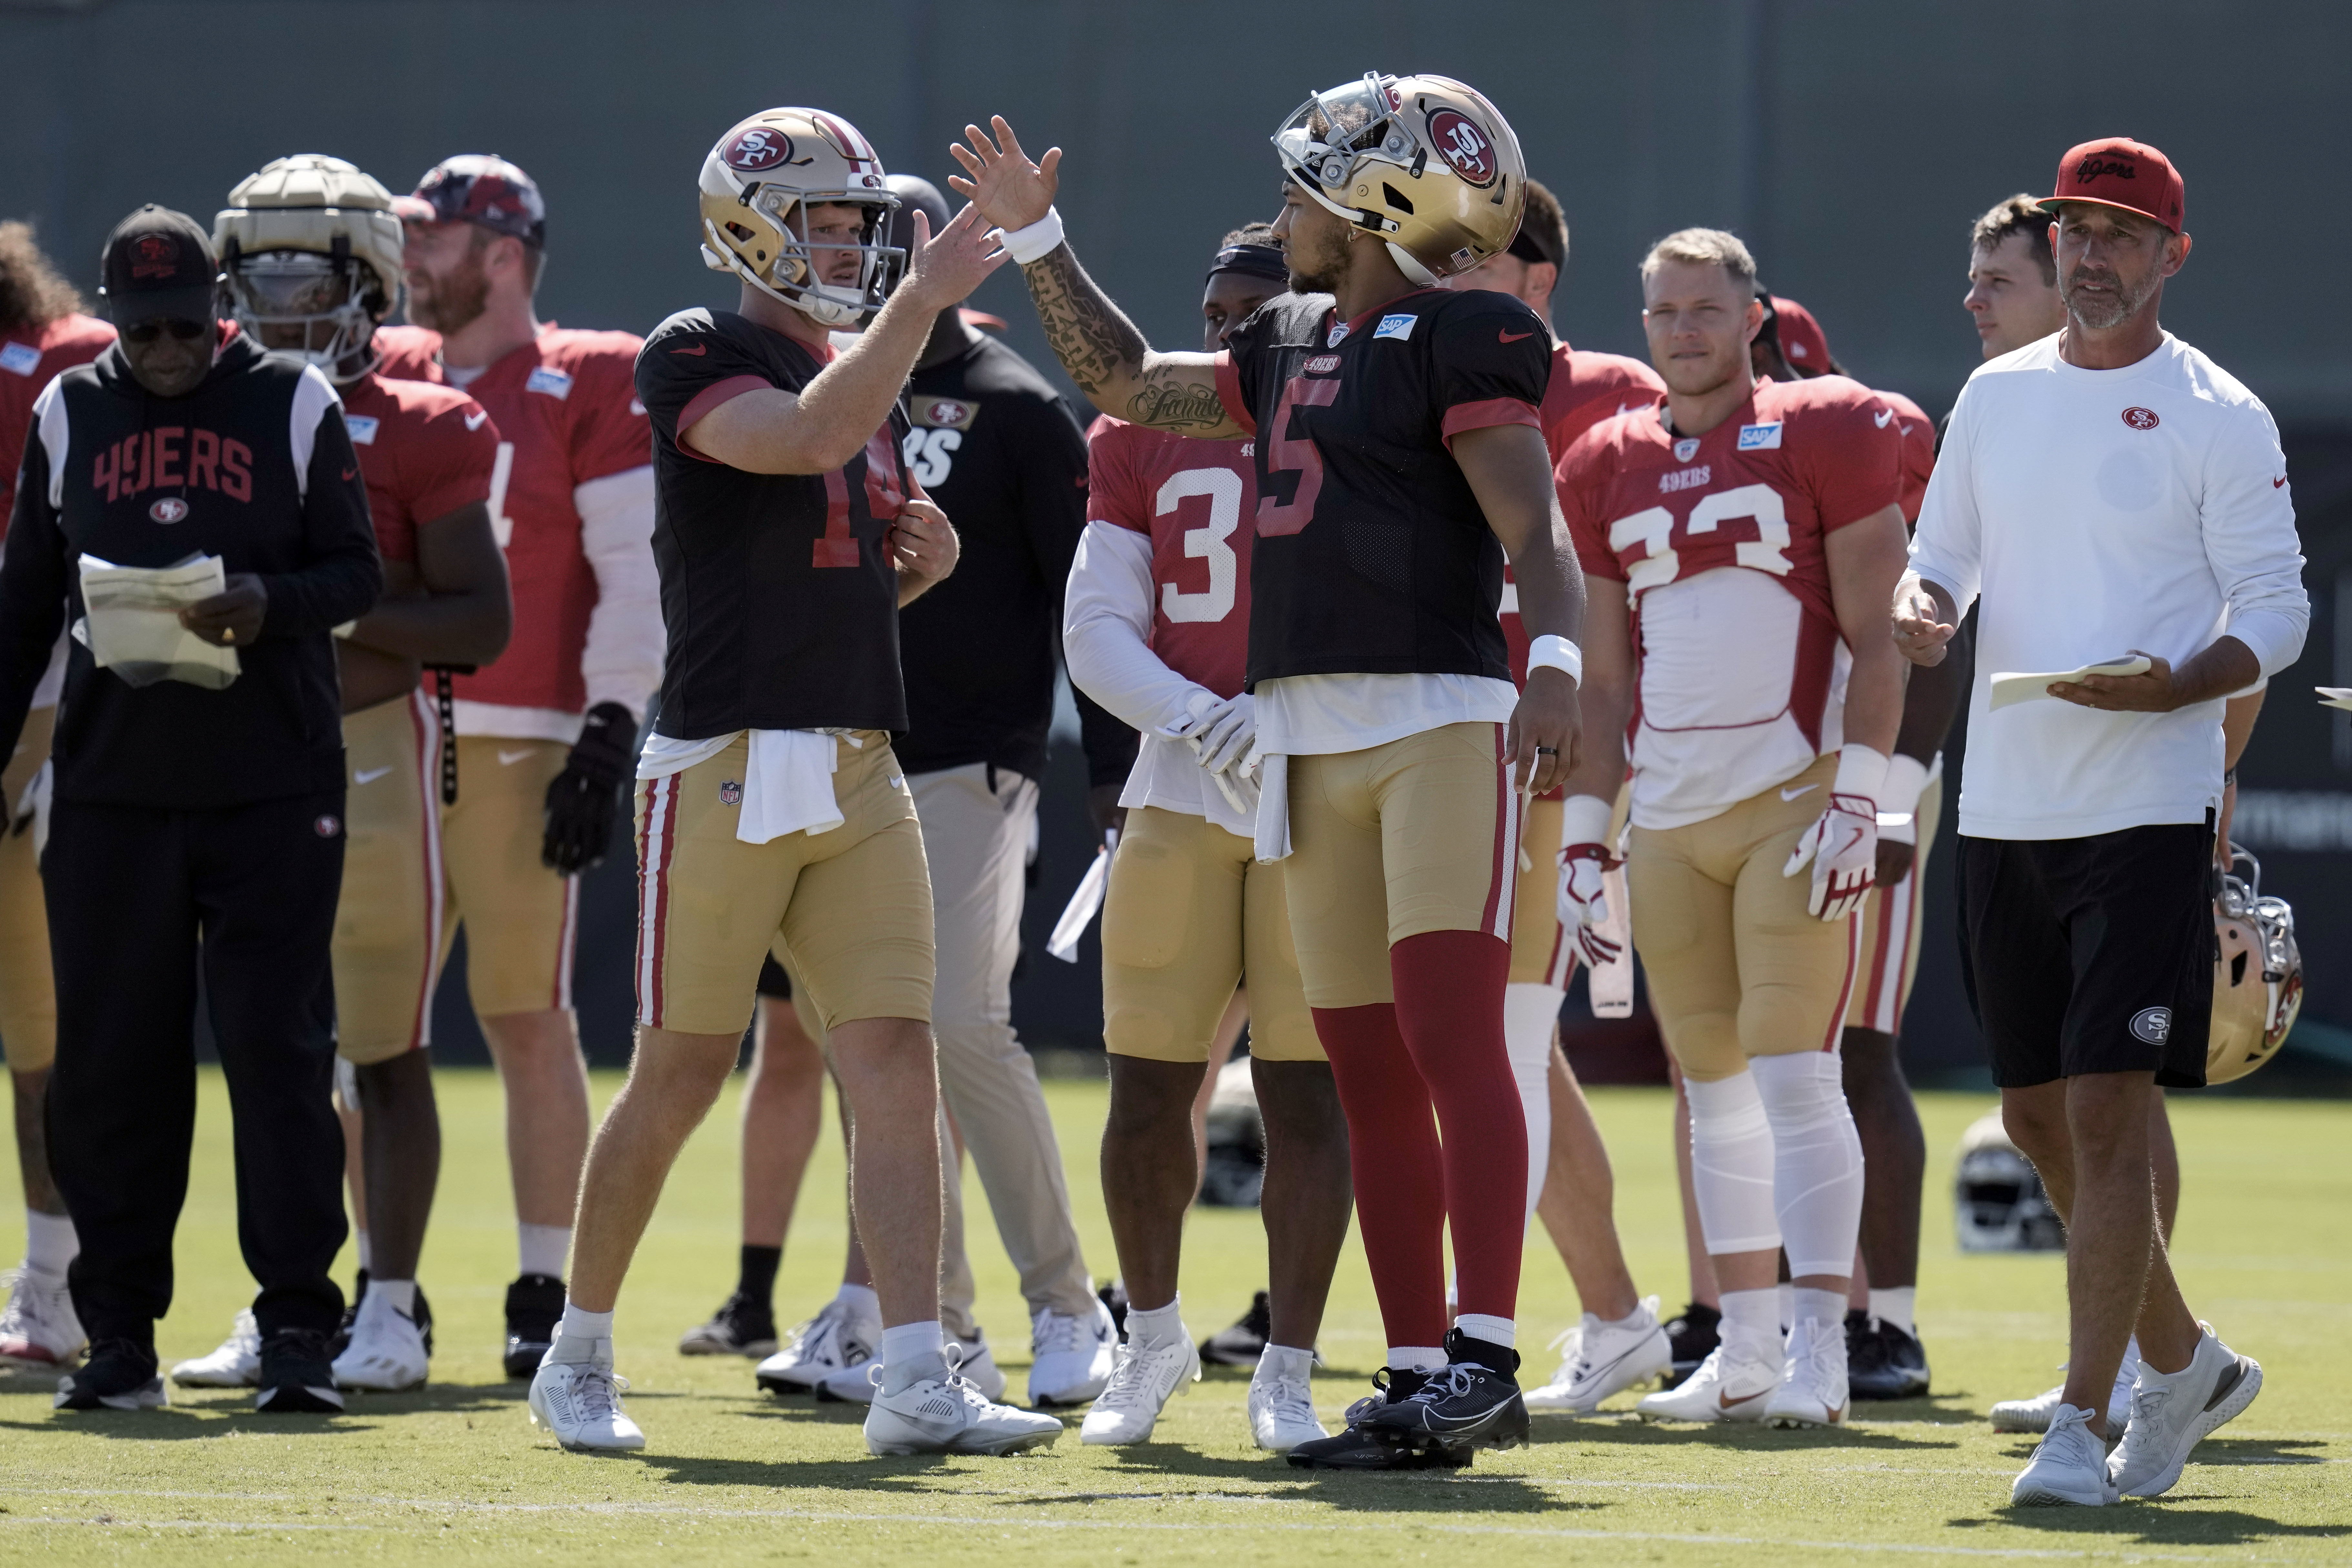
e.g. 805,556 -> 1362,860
1556,375 -> 1903,830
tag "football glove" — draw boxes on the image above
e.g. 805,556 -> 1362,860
1783,746 -> 1890,921
1177,690 -> 1256,776
543,701 -> 637,875
1555,793 -> 1622,966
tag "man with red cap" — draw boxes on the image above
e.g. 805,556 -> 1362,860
1898,138 -> 2302,1506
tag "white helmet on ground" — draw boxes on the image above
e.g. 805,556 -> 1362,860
698,108 -> 899,329
1953,1110 -> 2064,1253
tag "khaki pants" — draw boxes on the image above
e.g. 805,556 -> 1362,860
440,737 -> 577,1017
334,691 -> 444,1063
0,706 -> 54,1071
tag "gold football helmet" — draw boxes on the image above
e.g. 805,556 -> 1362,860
2209,846 -> 2302,1084
213,155 -> 405,380
698,108 -> 898,329
1271,72 -> 1526,286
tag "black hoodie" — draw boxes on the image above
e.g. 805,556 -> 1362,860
0,330 -> 380,809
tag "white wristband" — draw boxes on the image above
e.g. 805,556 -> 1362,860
1879,752 -> 1929,813
999,207 -> 1065,265
1559,793 -> 1613,848
1527,634 -> 1583,687
1832,743 -> 1890,806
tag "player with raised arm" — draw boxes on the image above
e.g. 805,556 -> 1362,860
1062,225 -> 1351,1453
1553,229 -> 1910,1431
955,73 -> 1584,1470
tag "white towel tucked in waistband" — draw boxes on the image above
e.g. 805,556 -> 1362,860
1252,753 -> 1291,864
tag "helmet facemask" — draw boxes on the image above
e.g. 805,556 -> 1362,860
1272,74 -> 1439,286
706,188 -> 901,330
225,246 -> 389,381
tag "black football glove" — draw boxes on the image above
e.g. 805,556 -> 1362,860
542,701 -> 636,875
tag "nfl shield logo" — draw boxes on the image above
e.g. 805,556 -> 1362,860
1673,438 -> 1700,463
719,780 -> 743,806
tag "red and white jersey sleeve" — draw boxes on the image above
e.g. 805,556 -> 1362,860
1878,389 -> 1936,526
1558,375 -> 1902,830
341,372 -> 499,567
1064,415 -> 1259,834
374,324 -> 657,741
1,312 -> 116,535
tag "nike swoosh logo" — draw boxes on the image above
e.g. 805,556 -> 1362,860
464,410 -> 489,431
341,466 -> 358,480
2274,476 -> 2287,488
1874,409 -> 1895,428
1721,1387 -> 1771,1409
354,766 -> 393,784
1780,783 -> 1819,801
670,342 -> 708,356
498,748 -> 536,766
1498,329 -> 1535,343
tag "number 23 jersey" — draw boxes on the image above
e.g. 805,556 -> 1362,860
1556,375 -> 1902,830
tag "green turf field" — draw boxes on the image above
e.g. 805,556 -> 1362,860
0,1068 -> 2343,1564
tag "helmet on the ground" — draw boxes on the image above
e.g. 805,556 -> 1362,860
1953,1110 -> 2064,1252
1270,72 -> 1525,286
2209,846 -> 2302,1084
698,108 -> 899,329
213,155 -> 405,380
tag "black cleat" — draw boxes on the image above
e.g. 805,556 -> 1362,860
54,1338 -> 165,1411
255,1327 -> 344,1413
1098,1281 -> 1129,1344
678,1290 -> 778,1358
1661,1300 -> 1721,1389
1356,1330 -> 1529,1455
1199,1290 -> 1272,1367
503,1272 -> 565,1379
1848,1312 -> 1930,1400
1288,1367 -> 1469,1471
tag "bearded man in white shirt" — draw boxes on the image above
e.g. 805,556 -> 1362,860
1896,138 -> 2306,1509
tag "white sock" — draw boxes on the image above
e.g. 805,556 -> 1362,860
880,1319 -> 943,1367
517,1223 -> 571,1280
1454,1312 -> 1515,1351
1502,983 -> 1562,1227
1594,1300 -> 1650,1331
1257,1343 -> 1314,1382
837,1282 -> 881,1324
1777,1282 -> 1795,1332
1719,1287 -> 1781,1360
1685,1071 -> 1781,1254
1387,1345 -> 1445,1372
1126,1295 -> 1183,1345
24,1211 -> 76,1278
1792,1286 -> 1845,1334
558,1302 -> 613,1342
1750,1051 -> 1866,1277
1869,1286 -> 1916,1337
354,1228 -> 373,1274
370,1278 -> 418,1316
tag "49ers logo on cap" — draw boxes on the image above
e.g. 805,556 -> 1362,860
148,497 -> 188,524
725,127 -> 792,173
2122,406 -> 2160,430
131,234 -> 180,279
1427,109 -> 1498,188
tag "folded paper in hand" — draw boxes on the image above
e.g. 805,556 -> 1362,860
73,553 -> 239,689
1988,656 -> 2150,711
2319,687 -> 2352,714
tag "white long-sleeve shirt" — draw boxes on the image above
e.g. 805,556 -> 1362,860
1910,332 -> 2307,840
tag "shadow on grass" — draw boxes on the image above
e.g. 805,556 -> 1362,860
0,1409 -> 363,1440
2190,1436 -> 2336,1466
1960,1506 -> 2346,1547
1534,1416 -> 1959,1453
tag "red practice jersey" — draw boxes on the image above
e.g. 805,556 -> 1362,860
341,372 -> 501,566
1879,389 -> 1935,525
1,312 -> 116,535
375,324 -> 648,715
1084,414 -> 1256,701
1557,375 -> 1903,829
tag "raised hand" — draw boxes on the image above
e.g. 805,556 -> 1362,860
946,117 -> 1061,232
896,205 -> 1010,314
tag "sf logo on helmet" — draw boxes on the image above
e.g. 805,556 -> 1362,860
726,128 -> 791,173
1427,109 -> 1497,187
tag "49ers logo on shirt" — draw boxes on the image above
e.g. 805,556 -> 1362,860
93,426 -> 253,504
2122,406 -> 2160,430
1427,109 -> 1498,188
148,497 -> 188,524
915,397 -> 976,431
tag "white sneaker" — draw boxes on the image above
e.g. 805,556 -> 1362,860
0,1266 -> 85,1368
865,1356 -> 1066,1456
170,1309 -> 261,1388
1991,1355 -> 2138,1433
1248,1361 -> 1328,1452
331,1289 -> 429,1392
755,1298 -> 879,1395
1525,1297 -> 1673,1415
1028,1298 -> 1118,1407
2107,1325 -> 2262,1499
2011,1404 -> 2117,1506
1080,1333 -> 1200,1445
818,1332 -> 1003,1406
527,1335 -> 645,1452
1765,1316 -> 1849,1428
1634,1342 -> 1780,1424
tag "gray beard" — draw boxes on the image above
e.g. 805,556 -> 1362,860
2063,269 -> 2155,331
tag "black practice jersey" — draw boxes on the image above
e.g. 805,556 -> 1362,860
636,309 -> 915,739
895,329 -> 1135,786
1215,287 -> 1551,690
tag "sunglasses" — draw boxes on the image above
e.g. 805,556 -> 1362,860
122,318 -> 209,345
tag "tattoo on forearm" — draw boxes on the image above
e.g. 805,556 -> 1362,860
1125,371 -> 1228,430
1021,245 -> 1146,397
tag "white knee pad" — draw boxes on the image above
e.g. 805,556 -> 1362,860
1503,983 -> 1560,1227
1751,1050 -> 1865,1278
1684,1069 -> 1781,1256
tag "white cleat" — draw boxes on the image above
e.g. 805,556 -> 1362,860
755,1298 -> 879,1395
170,1308 -> 261,1388
813,1349 -> 880,1404
865,1357 -> 1066,1456
1765,1318 -> 1849,1428
1525,1296 -> 1673,1415
527,1336 -> 646,1452
820,1333 -> 1004,1406
2107,1324 -> 2262,1499
331,1290 -> 429,1392
2011,1404 -> 2117,1506
0,1266 -> 85,1369
1248,1362 -> 1328,1452
1080,1333 -> 1200,1445
1028,1298 -> 1119,1408
1991,1355 -> 2138,1433
1634,1343 -> 1780,1424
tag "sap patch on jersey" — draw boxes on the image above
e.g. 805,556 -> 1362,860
525,367 -> 574,400
1737,422 -> 1783,450
1374,314 -> 1418,341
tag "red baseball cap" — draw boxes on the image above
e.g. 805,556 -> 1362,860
1767,295 -> 1834,373
2038,137 -> 2184,232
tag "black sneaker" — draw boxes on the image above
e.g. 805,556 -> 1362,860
1661,1301 -> 1721,1389
1199,1290 -> 1272,1367
54,1338 -> 165,1411
1287,1368 -> 1471,1471
255,1327 -> 344,1413
1098,1281 -> 1129,1344
503,1272 -> 565,1379
1850,1315 -> 1930,1400
678,1290 -> 779,1358
1356,1330 -> 1529,1456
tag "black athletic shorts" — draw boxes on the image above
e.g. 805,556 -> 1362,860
1955,820 -> 2215,1089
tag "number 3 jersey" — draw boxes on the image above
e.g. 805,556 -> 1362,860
634,308 -> 915,738
1556,375 -> 1902,830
